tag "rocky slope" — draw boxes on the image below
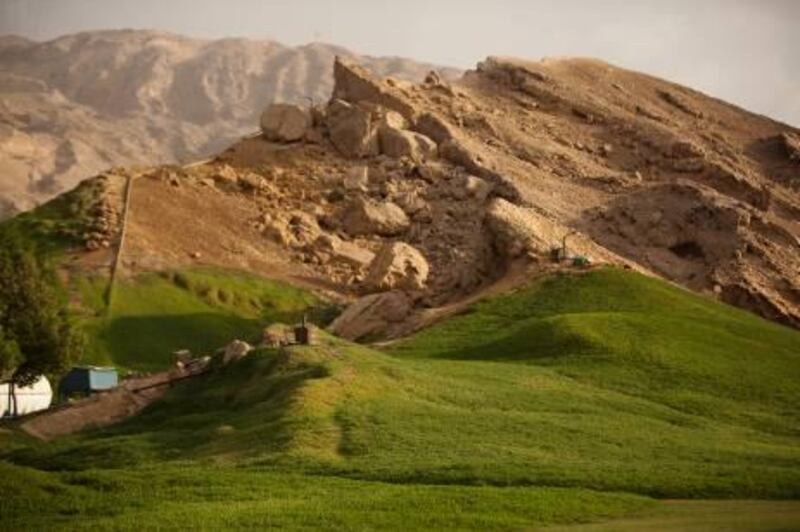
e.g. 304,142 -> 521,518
52,54 -> 798,335
0,30 -> 459,219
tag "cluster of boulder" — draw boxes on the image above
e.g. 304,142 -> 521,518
251,58 -> 539,340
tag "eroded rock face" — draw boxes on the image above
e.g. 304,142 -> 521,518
260,104 -> 311,142
341,197 -> 410,236
365,242 -> 430,292
328,290 -> 412,341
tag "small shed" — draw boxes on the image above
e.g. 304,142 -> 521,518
0,376 -> 53,418
59,366 -> 118,400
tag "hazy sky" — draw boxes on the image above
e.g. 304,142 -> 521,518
1,0 -> 798,126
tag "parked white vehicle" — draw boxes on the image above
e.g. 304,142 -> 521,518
0,376 -> 53,417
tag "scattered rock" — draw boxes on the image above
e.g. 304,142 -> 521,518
237,172 -> 271,192
341,197 -> 410,236
328,291 -> 412,341
365,242 -> 429,292
260,103 -> 312,142
212,164 -> 238,186
315,234 -> 375,269
287,211 -> 323,245
379,125 -> 437,161
464,175 -> 492,202
343,166 -> 369,192
670,140 -> 704,159
395,190 -> 428,215
222,340 -> 252,364
263,219 -> 295,246
261,324 -> 294,347
780,132 -> 800,162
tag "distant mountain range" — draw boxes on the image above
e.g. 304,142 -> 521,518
0,29 -> 460,219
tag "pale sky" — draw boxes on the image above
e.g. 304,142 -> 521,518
1,0 -> 798,126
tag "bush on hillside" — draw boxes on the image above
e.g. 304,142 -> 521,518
0,229 -> 84,386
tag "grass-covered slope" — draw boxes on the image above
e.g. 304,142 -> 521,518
78,267 -> 335,371
2,268 -> 799,529
391,268 -> 800,435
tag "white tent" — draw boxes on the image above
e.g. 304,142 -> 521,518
0,376 -> 53,417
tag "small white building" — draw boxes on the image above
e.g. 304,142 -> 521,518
0,376 -> 53,418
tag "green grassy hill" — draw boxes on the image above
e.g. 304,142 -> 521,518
78,267 -> 333,371
2,268 -> 799,529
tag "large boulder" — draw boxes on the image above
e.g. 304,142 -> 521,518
328,291 -> 412,341
365,242 -> 429,291
379,125 -> 437,161
486,198 -> 562,257
341,197 -> 410,236
326,99 -> 379,158
332,57 -> 416,121
315,234 -> 375,269
260,103 -> 311,142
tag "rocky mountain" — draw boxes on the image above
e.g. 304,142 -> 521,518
39,54 -> 797,334
0,30 -> 460,219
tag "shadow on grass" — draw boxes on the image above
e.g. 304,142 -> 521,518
103,313 -> 262,370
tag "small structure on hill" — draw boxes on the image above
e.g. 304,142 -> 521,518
261,317 -> 318,348
1,376 -> 53,418
58,366 -> 118,400
294,315 -> 318,346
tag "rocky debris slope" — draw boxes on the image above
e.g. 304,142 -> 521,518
0,30 -> 460,220
37,54 -> 800,335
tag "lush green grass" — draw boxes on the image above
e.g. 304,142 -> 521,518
546,500 -> 800,531
0,461 -> 650,531
2,268 -> 799,529
0,178 -> 101,255
79,267 -> 335,371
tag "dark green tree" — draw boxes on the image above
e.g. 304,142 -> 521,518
0,230 -> 83,390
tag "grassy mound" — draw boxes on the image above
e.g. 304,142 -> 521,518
79,267 -> 335,371
2,268 -> 799,529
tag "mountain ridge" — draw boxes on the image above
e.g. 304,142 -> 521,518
0,29 -> 461,219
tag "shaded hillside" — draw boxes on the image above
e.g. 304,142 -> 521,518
0,30 -> 460,218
